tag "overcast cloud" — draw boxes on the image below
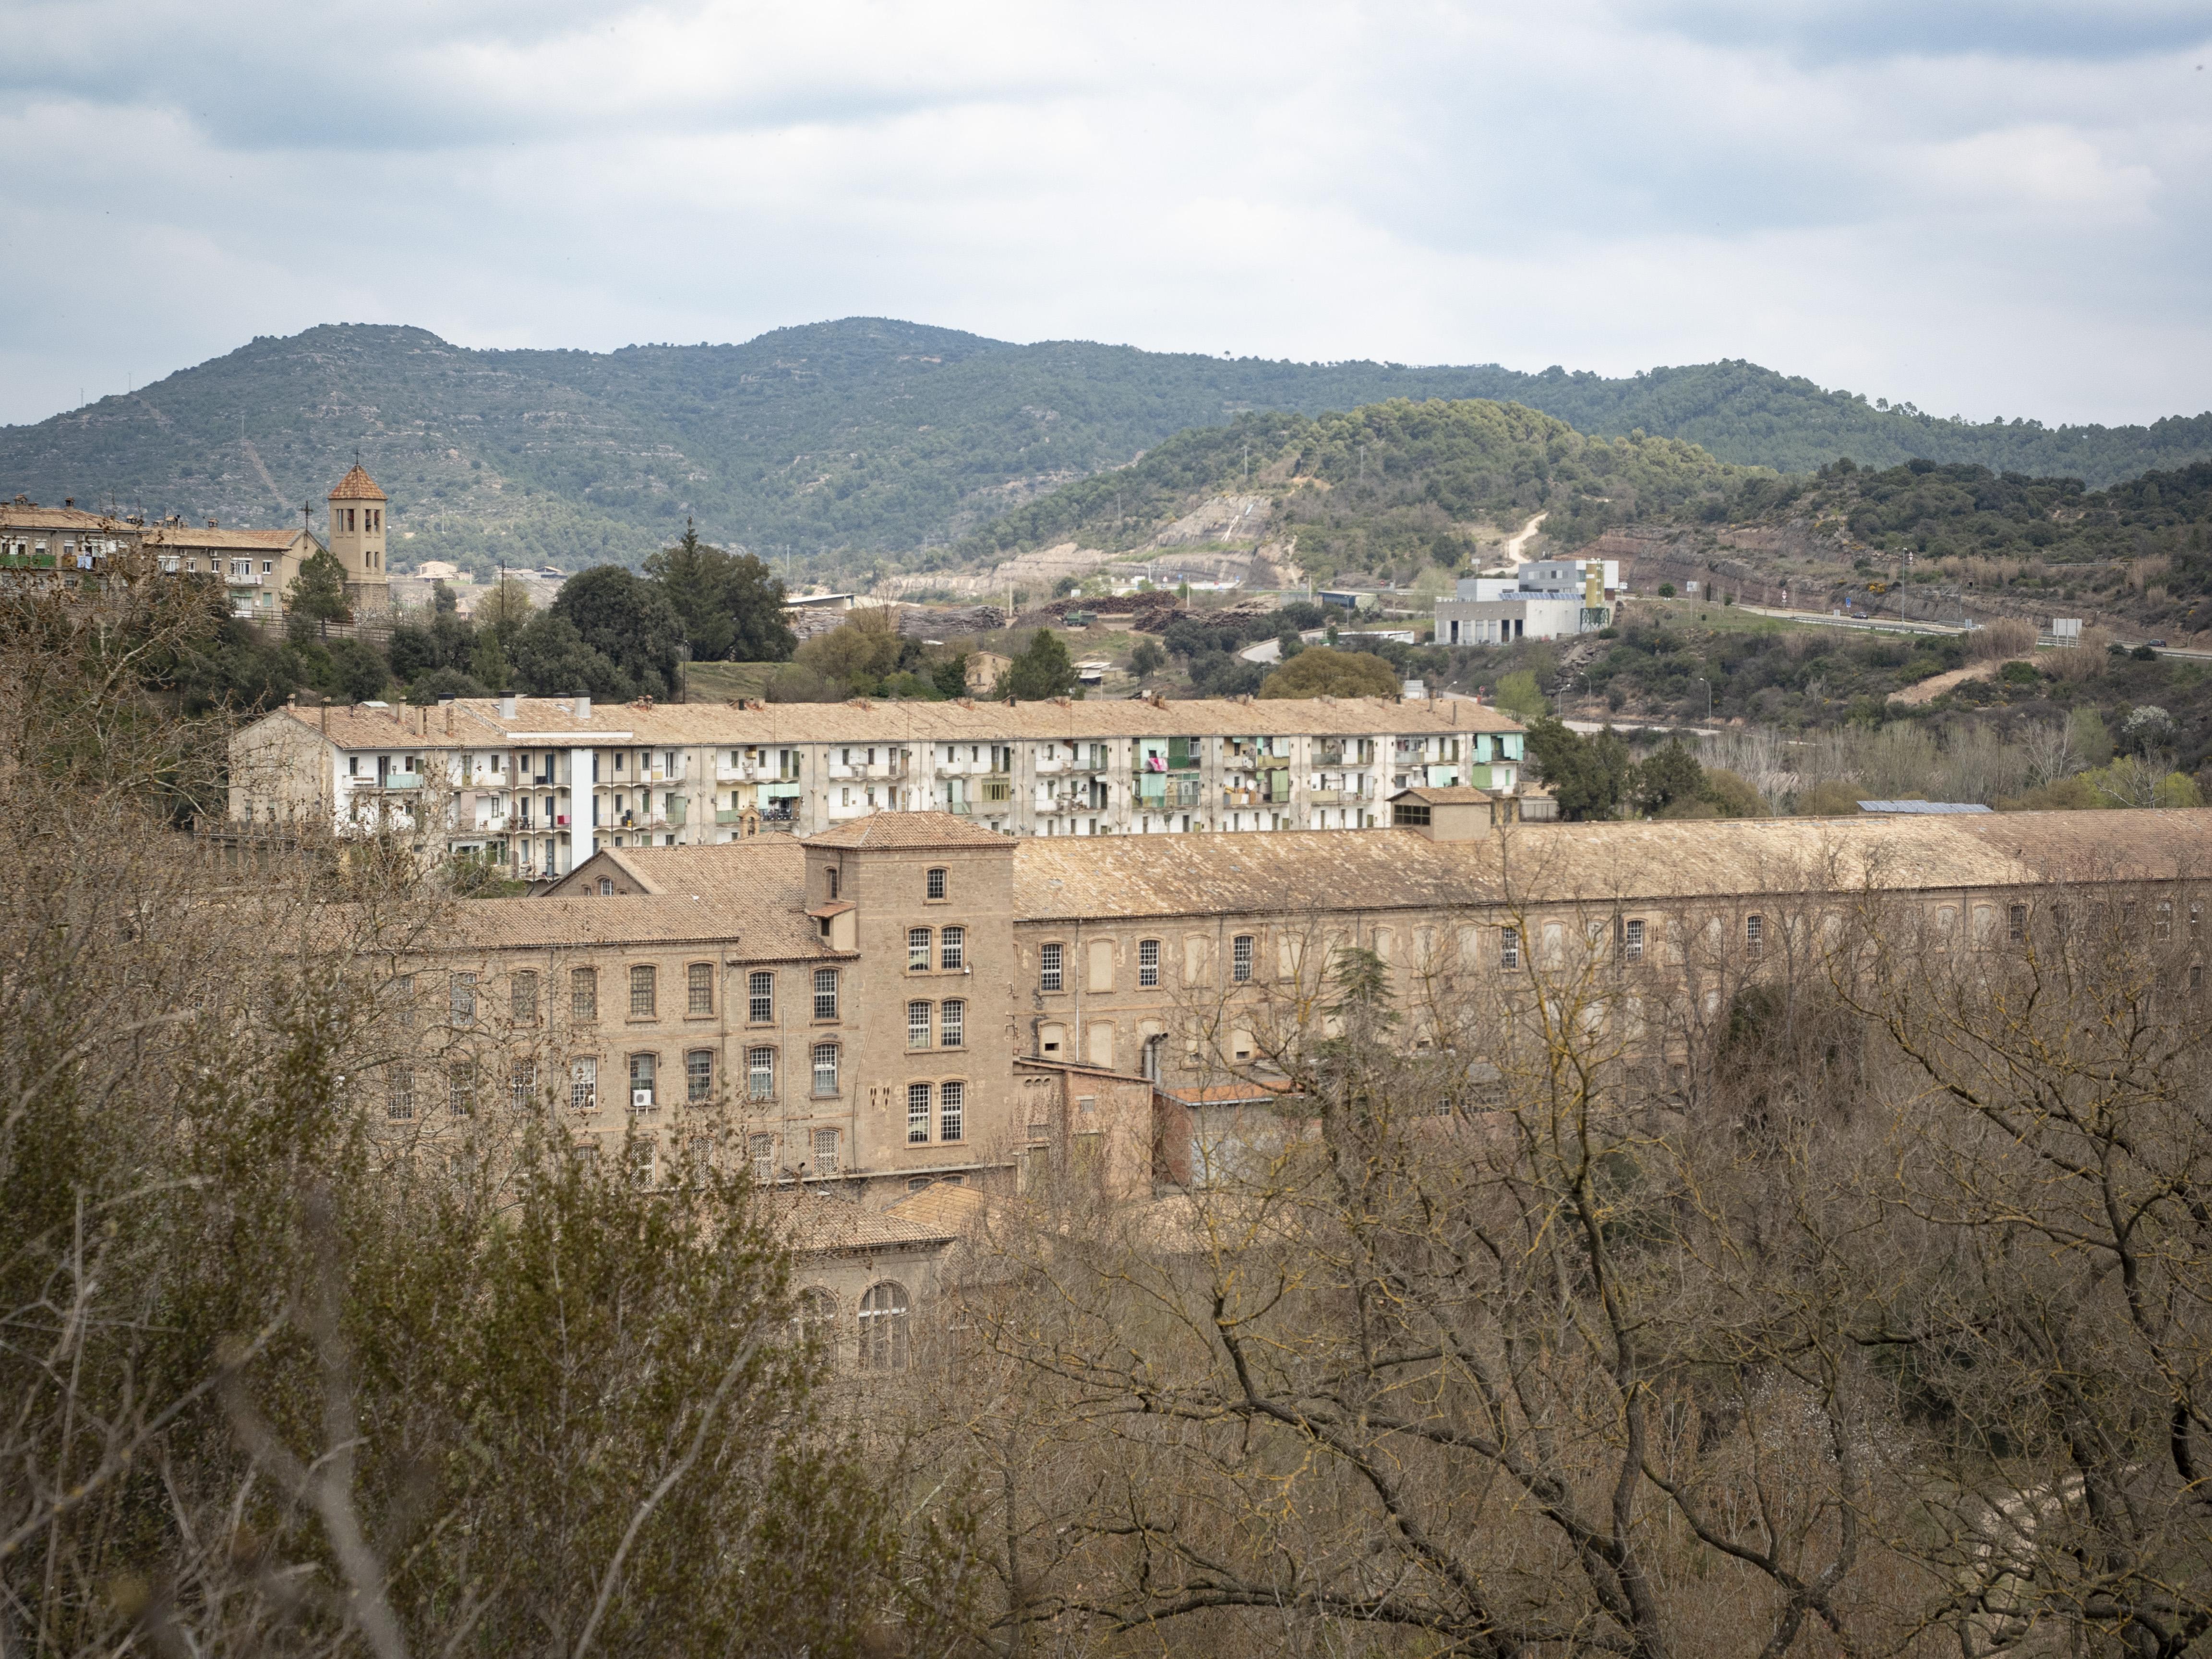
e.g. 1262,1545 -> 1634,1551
1,0 -> 2206,427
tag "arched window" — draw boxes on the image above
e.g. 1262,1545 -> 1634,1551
858,1281 -> 910,1372
795,1288 -> 838,1357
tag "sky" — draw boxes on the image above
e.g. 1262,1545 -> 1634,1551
2,0 -> 2208,429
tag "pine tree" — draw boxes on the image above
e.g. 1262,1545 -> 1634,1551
286,547 -> 353,637
1001,629 -> 1079,700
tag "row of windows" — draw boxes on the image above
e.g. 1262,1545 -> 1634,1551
391,1040 -> 854,1118
438,966 -> 839,1025
1038,936 -> 1257,993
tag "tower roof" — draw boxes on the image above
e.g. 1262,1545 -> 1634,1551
328,464 -> 386,502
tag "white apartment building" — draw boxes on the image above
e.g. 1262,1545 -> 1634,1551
229,692 -> 1527,878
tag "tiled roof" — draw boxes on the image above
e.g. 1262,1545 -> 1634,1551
252,704 -> 463,751
806,810 -> 1012,850
1951,809 -> 2212,883
447,892 -> 783,952
460,842 -> 832,959
405,693 -> 1522,746
765,1189 -> 958,1251
0,505 -> 129,532
883,1181 -> 992,1234
1006,813 -> 2176,921
328,465 -> 387,501
143,526 -> 309,553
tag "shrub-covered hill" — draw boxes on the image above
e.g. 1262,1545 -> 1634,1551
4,319 -> 2205,581
1676,456 -> 2212,636
949,398 -> 1765,583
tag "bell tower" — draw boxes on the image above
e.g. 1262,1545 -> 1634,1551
327,463 -> 391,611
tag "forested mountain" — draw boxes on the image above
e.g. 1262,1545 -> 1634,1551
947,398 -> 1762,583
3,318 -> 2205,581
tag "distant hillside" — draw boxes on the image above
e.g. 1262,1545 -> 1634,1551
2,320 -> 2205,581
1674,455 -> 2212,637
946,398 -> 1761,584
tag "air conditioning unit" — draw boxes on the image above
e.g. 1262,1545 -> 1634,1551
632,1089 -> 654,1110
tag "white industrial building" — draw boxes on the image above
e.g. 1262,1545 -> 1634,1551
1436,559 -> 1619,645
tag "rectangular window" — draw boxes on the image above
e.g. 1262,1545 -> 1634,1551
812,1043 -> 839,1096
940,999 -> 964,1048
813,968 -> 839,1021
941,926 -> 965,971
571,968 -> 597,1020
812,1128 -> 838,1175
1623,919 -> 1645,962
1138,939 -> 1160,987
629,965 -> 657,1017
571,1056 -> 596,1110
939,1080 -> 964,1143
908,1000 -> 931,1050
2009,903 -> 2027,942
447,1060 -> 476,1117
1232,935 -> 1254,983
688,962 -> 713,1014
510,1058 -> 535,1111
449,971 -> 476,1024
746,1046 -> 776,1101
1040,942 -> 1064,992
511,970 -> 539,1020
926,866 -> 946,900
908,1081 -> 932,1143
629,1052 -> 656,1109
1501,928 -> 1520,971
1745,914 -> 1763,958
632,1142 -> 655,1189
2157,902 -> 2174,940
909,927 -> 931,971
387,1064 -> 415,1120
748,970 -> 774,1023
749,1132 -> 774,1182
686,1049 -> 713,1102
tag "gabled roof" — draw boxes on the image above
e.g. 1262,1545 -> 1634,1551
328,465 -> 386,501
497,839 -> 831,959
1392,785 -> 1497,805
805,810 -> 1012,851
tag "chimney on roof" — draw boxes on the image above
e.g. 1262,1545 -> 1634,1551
64,498 -> 72,509
443,698 -> 456,735
499,690 -> 517,719
575,693 -> 591,721
206,517 -> 218,529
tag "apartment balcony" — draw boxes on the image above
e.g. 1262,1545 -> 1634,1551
368,774 -> 423,791
714,807 -> 748,825
1308,789 -> 1344,806
1138,778 -> 1206,810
